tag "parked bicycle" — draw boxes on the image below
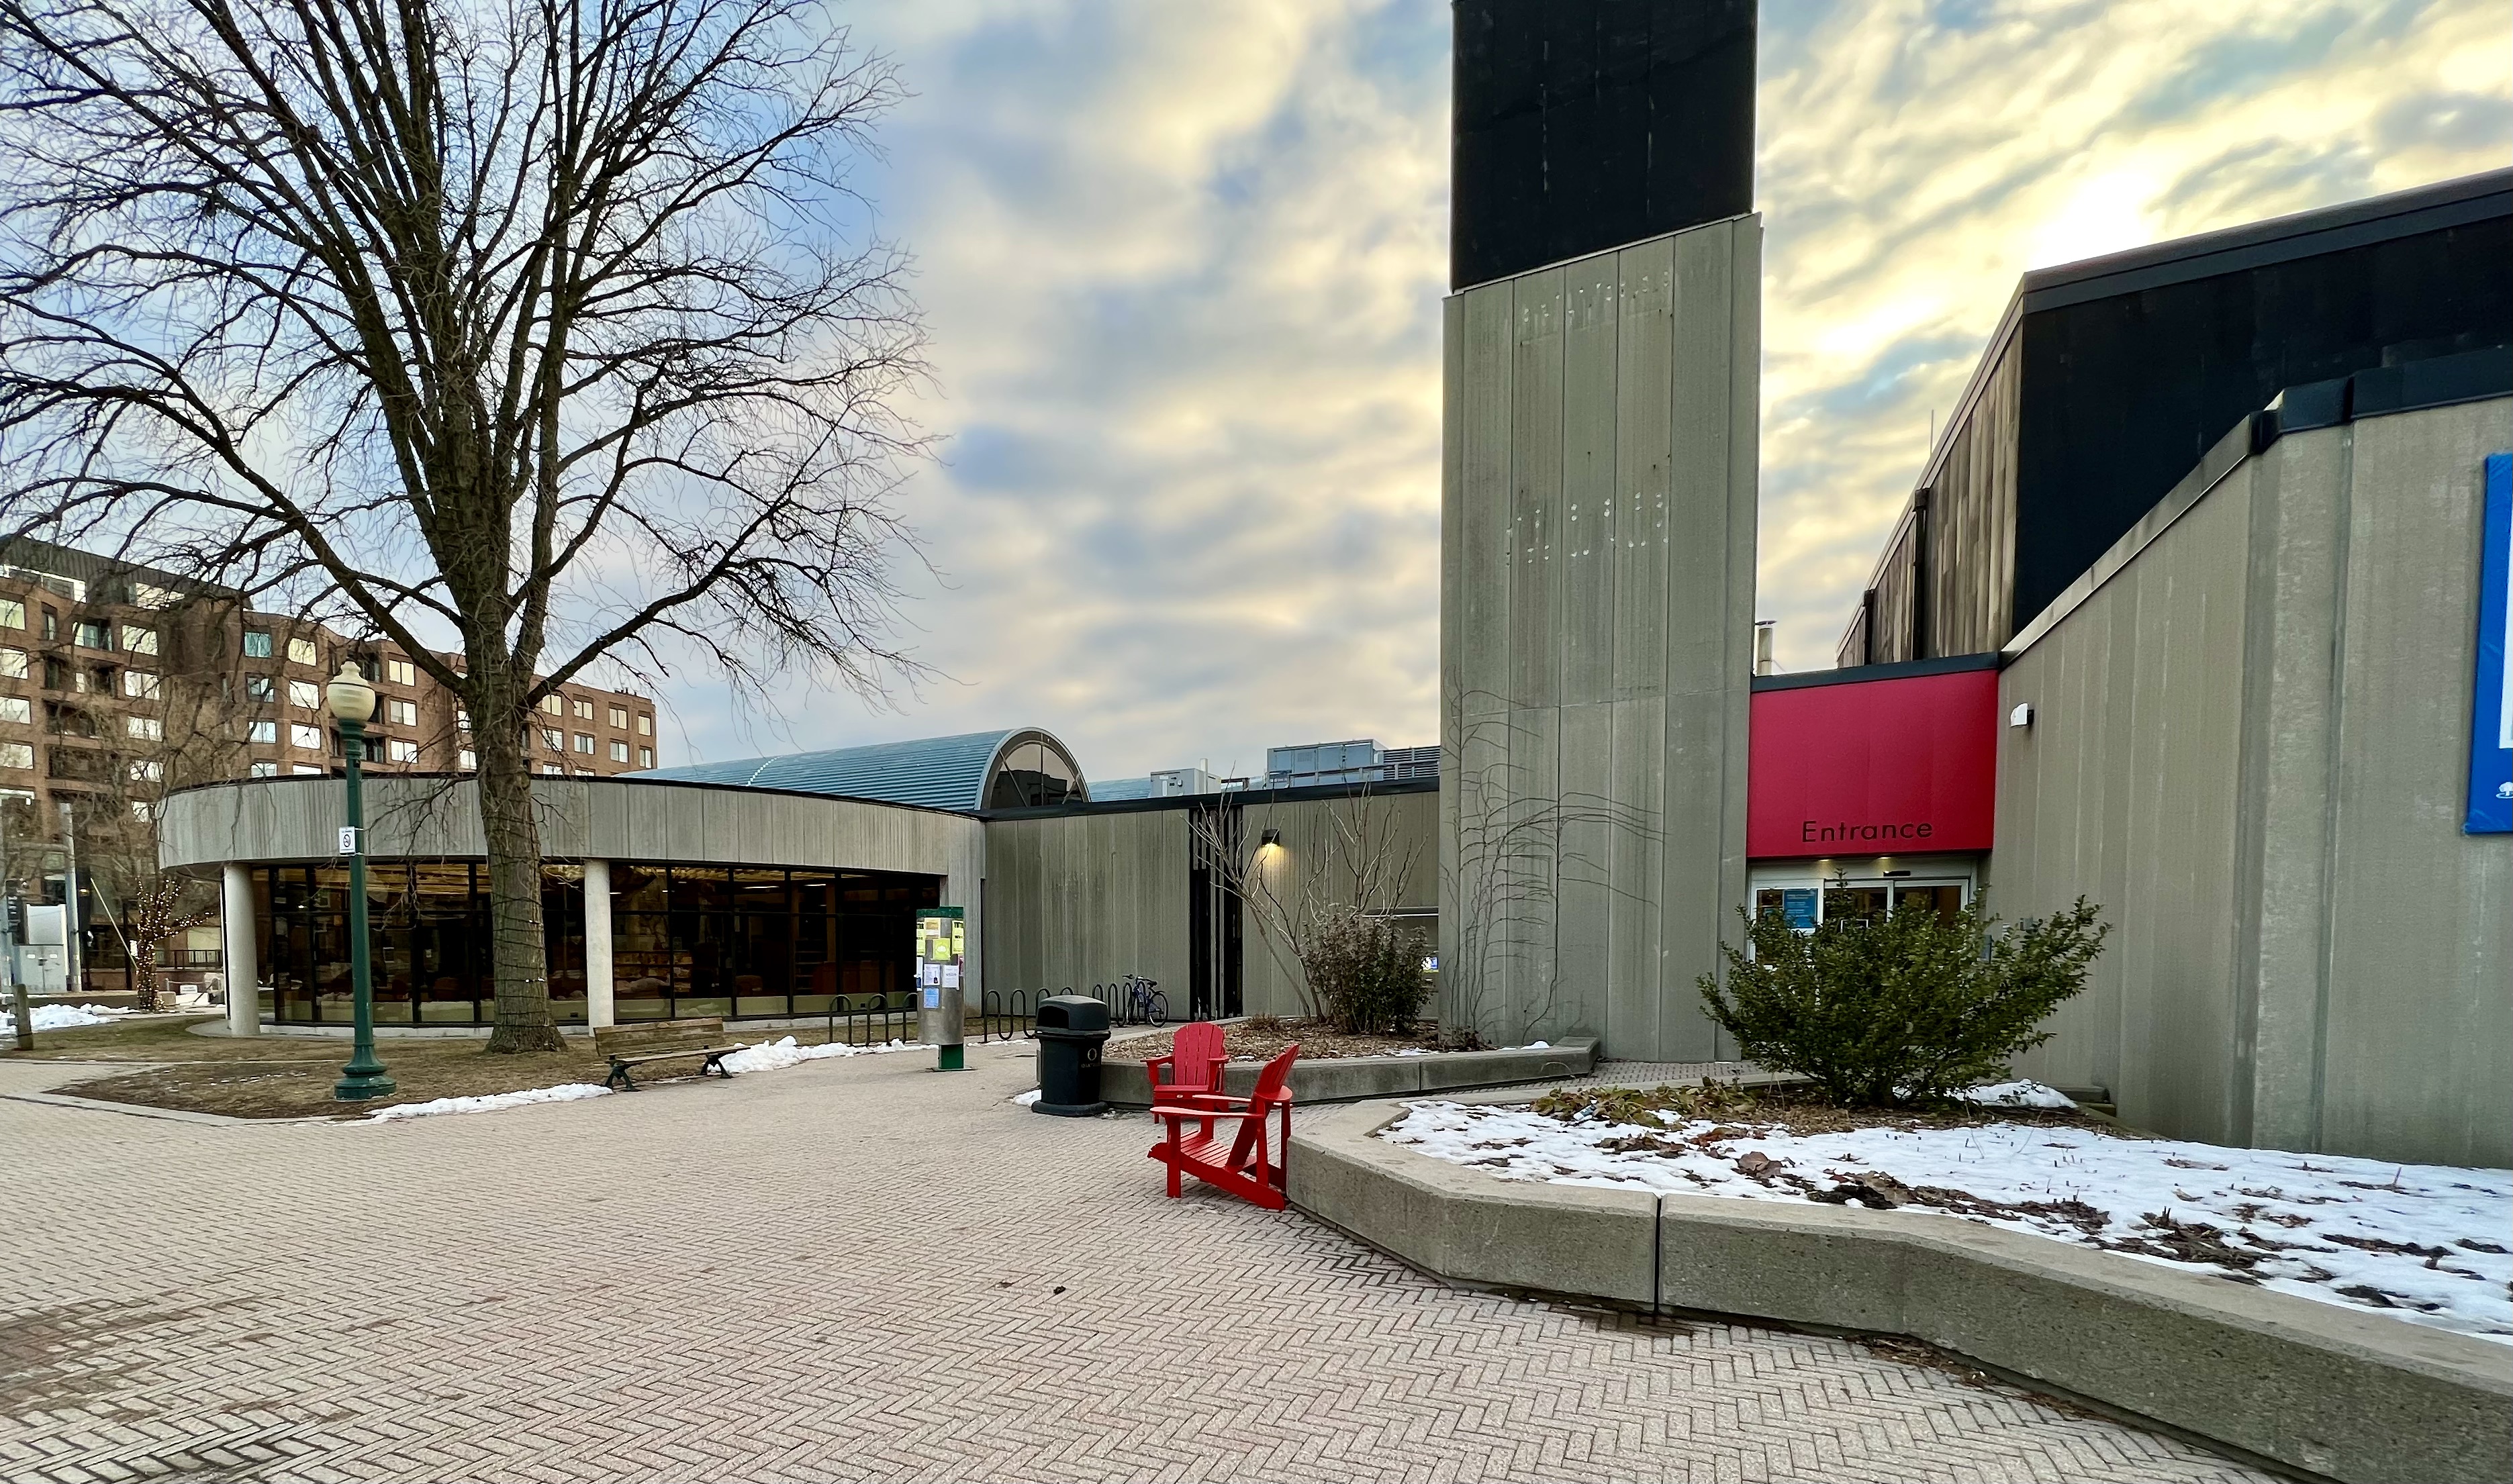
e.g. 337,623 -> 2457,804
1121,973 -> 1168,1026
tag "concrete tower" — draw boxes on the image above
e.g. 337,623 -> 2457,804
1439,1 -> 1758,1058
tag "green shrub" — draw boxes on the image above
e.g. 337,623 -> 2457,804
1697,896 -> 2107,1107
1300,906 -> 1430,1034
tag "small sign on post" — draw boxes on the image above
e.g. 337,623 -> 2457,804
336,826 -> 359,856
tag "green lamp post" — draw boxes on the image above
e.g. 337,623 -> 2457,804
329,660 -> 395,1101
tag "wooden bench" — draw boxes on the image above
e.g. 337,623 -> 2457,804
594,1017 -> 748,1091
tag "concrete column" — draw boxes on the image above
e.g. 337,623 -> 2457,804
583,858 -> 614,1029
221,863 -> 258,1037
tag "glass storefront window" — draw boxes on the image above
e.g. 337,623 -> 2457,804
258,859 -> 940,1027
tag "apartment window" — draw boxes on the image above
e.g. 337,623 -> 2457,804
637,746 -> 653,769
129,800 -> 154,822
125,716 -> 162,741
456,709 -> 471,732
385,658 -> 416,686
67,666 -> 90,693
292,764 -> 325,776
0,648 -> 25,679
458,748 -> 477,771
124,625 -> 157,654
122,671 -> 159,699
243,630 -> 273,658
0,697 -> 27,724
286,636 -> 320,666
540,762 -> 563,775
608,705 -> 628,728
385,698 -> 415,726
129,759 -> 162,782
540,728 -> 563,752
246,675 -> 277,703
0,743 -> 29,770
608,740 -> 630,762
290,722 -> 323,750
133,583 -> 179,609
636,712 -> 653,736
572,732 -> 594,754
41,609 -> 56,640
538,694 -> 563,715
0,599 -> 21,629
571,697 -> 594,720
288,679 -> 320,709
73,619 -> 108,649
387,739 -> 420,763
250,760 -> 279,777
248,720 -> 277,744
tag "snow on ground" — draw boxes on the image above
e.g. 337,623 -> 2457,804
1012,1089 -> 1043,1106
367,1083 -> 613,1122
364,1037 -> 929,1123
1956,1080 -> 2078,1109
1384,1097 -> 2513,1342
717,1036 -> 927,1074
0,1003 -> 131,1037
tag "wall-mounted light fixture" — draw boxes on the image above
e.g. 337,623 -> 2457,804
2009,702 -> 2034,729
1260,828 -> 1282,848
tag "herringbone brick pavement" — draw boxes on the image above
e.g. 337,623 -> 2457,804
0,1044 -> 2269,1483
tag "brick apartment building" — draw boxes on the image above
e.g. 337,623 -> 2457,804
0,538 -> 660,847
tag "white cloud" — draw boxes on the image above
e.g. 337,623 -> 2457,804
646,0 -> 2508,773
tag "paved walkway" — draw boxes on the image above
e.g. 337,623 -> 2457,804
0,1046 -> 2269,1483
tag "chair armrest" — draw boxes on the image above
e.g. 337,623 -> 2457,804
1151,1104 -> 1254,1122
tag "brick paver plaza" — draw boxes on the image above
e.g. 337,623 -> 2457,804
0,1041 -> 2271,1483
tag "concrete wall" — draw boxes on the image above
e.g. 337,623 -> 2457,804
978,808 -> 1190,1006
1995,396 -> 2513,1166
158,775 -> 990,994
1441,214 -> 1759,1058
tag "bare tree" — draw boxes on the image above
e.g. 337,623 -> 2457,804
1441,701 -> 1659,1049
0,0 -> 929,1050
1186,784 -> 1430,1024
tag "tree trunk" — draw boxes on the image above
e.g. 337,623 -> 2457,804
477,720 -> 564,1054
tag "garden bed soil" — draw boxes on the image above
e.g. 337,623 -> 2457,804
1108,1017 -> 1448,1064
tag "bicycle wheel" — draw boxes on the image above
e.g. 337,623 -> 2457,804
1148,990 -> 1168,1026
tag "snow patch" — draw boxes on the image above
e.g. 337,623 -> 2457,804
0,1003 -> 131,1037
716,1036 -> 927,1075
1956,1080 -> 2077,1109
367,1083 -> 612,1122
1382,1099 -> 2513,1342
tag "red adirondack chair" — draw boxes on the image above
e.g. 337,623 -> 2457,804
1144,1020 -> 1227,1105
1148,1044 -> 1298,1209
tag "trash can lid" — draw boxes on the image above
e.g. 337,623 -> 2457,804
1037,995 -> 1110,1032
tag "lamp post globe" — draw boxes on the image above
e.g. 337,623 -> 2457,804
330,660 -> 395,1101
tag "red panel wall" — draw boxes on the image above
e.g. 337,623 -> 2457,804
1748,669 -> 2000,859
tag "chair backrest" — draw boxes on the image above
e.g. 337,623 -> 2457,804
1247,1044 -> 1298,1109
1170,1021 -> 1226,1080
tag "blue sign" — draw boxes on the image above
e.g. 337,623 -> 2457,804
1781,888 -> 1819,930
2469,454 -> 2512,834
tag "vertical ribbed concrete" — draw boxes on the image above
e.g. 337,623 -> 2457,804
1441,215 -> 1760,1059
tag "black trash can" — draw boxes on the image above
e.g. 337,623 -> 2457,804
1033,994 -> 1111,1117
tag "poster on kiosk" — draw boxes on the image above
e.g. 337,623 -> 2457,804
915,907 -> 967,1070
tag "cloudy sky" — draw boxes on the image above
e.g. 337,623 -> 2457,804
652,0 -> 2509,783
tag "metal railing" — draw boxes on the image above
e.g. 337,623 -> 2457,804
822,991 -> 918,1048
976,979 -> 1165,1041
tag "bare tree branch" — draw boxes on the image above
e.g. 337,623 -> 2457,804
0,0 -> 930,1050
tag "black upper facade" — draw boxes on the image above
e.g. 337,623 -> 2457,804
1839,168 -> 2513,670
1451,0 -> 1756,291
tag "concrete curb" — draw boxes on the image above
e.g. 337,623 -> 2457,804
1104,1037 -> 1597,1107
1289,1099 -> 2513,1484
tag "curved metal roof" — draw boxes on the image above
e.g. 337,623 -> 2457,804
629,728 -> 1086,814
